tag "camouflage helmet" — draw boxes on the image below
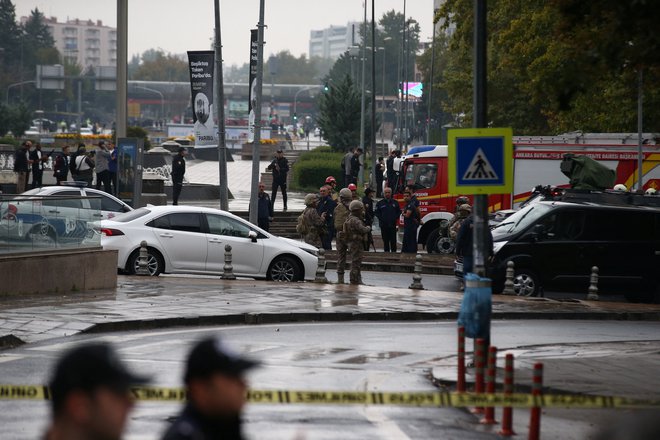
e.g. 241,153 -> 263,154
339,188 -> 352,200
458,203 -> 472,213
349,200 -> 364,212
456,196 -> 469,206
304,193 -> 319,206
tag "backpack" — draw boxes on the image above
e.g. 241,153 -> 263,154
296,212 -> 308,235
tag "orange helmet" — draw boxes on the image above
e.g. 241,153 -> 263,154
325,176 -> 336,184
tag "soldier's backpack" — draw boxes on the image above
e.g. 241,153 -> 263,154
296,212 -> 308,235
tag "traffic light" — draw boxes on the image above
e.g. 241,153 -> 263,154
323,82 -> 329,93
293,113 -> 297,121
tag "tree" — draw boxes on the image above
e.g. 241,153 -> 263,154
317,75 -> 361,152
131,50 -> 188,82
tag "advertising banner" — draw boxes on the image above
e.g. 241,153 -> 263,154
248,29 -> 258,143
187,51 -> 216,146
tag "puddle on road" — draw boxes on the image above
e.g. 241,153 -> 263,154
338,351 -> 410,364
293,347 -> 352,361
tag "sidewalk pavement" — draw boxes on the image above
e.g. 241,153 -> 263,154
1,274 -> 659,401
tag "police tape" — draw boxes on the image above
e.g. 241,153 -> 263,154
1,385 -> 659,409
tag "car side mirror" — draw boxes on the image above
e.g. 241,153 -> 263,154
248,230 -> 258,242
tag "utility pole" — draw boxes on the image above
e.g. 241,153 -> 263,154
370,0 -> 377,188
116,0 -> 127,138
249,0 -> 266,225
214,0 -> 229,210
358,1 -> 367,186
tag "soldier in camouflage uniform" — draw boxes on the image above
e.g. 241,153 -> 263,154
344,200 -> 371,285
449,204 -> 471,240
302,193 -> 326,248
333,188 -> 353,284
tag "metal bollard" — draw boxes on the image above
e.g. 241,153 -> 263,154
528,363 -> 544,440
409,254 -> 424,289
136,240 -> 149,275
587,266 -> 599,300
457,326 -> 466,393
471,338 -> 486,414
221,244 -> 236,280
498,353 -> 516,436
314,248 -> 328,283
502,261 -> 515,295
480,346 -> 498,424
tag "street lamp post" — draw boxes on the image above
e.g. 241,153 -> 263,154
6,80 -> 36,105
380,40 -> 390,154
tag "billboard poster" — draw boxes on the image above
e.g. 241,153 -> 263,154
116,137 -> 143,208
247,29 -> 258,143
187,50 -> 216,146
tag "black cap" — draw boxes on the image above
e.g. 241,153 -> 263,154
49,343 -> 149,410
184,337 -> 260,382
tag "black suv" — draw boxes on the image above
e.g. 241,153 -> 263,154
489,200 -> 660,302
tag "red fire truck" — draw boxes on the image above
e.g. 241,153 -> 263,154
392,133 -> 660,253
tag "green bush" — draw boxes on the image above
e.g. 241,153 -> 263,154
0,136 -> 19,147
291,147 -> 344,192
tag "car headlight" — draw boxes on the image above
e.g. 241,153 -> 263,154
303,248 -> 319,257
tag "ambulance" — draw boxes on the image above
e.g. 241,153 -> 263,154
391,133 -> 660,253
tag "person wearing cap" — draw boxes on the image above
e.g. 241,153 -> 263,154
44,342 -> 149,440
161,337 -> 259,440
301,193 -> 326,247
171,147 -> 187,205
266,149 -> 289,211
344,200 -> 371,284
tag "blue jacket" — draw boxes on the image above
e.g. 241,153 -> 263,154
375,197 -> 401,227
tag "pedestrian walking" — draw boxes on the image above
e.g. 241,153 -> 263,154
301,193 -> 326,248
374,156 -> 385,197
95,141 -> 112,193
52,145 -> 71,185
171,147 -> 187,205
13,141 -> 32,193
161,336 -> 259,440
344,200 -> 371,284
333,188 -> 352,284
257,182 -> 273,231
267,149 -> 289,211
29,143 -> 48,188
375,187 -> 401,252
401,187 -> 420,253
317,184 -> 336,250
44,342 -> 149,440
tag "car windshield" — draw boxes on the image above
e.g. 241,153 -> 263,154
491,203 -> 554,240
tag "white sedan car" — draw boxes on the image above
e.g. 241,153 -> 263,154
97,205 -> 319,281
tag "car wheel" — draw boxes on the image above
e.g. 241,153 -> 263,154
513,269 -> 540,297
27,224 -> 57,246
127,248 -> 164,276
267,256 -> 302,282
426,228 -> 454,254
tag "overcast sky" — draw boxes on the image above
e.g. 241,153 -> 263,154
15,0 -> 433,66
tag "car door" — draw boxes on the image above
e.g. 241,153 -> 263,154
149,212 -> 208,271
204,213 -> 264,275
82,190 -> 129,220
40,189 -> 88,243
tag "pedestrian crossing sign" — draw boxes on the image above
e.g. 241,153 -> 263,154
447,128 -> 513,194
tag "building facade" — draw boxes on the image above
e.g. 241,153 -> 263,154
25,16 -> 117,68
309,22 -> 361,60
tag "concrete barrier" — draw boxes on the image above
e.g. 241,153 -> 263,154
0,248 -> 117,295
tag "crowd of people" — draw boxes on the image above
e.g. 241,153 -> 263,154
14,140 -> 119,195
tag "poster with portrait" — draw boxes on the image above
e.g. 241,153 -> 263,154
117,137 -> 143,208
187,51 -> 216,146
247,29 -> 258,143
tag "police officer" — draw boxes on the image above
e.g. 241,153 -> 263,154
161,337 -> 259,440
333,188 -> 353,284
302,193 -> 326,247
172,147 -> 187,205
257,182 -> 273,231
44,342 -> 149,440
344,200 -> 371,284
375,187 -> 401,252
